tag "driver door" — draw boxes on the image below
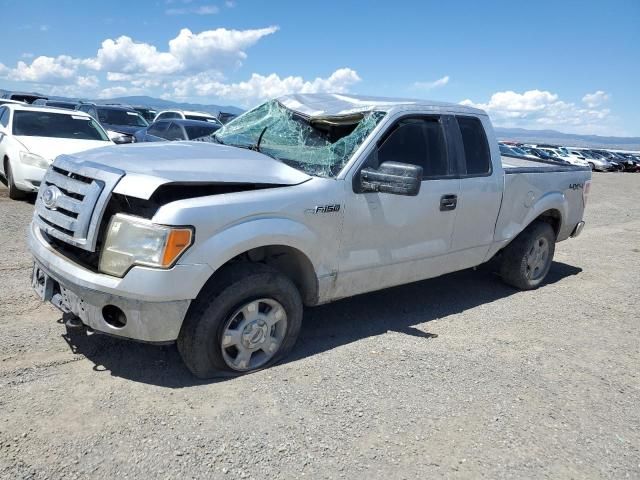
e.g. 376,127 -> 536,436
336,115 -> 460,299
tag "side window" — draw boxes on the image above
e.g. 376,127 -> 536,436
375,117 -> 448,178
457,116 -> 491,176
148,121 -> 169,137
165,123 -> 185,141
0,107 -> 9,127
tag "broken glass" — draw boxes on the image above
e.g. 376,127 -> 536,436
213,100 -> 386,177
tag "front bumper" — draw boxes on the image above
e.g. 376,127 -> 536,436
28,222 -> 214,342
14,163 -> 47,192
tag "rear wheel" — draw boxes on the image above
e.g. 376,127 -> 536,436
5,159 -> 26,200
588,162 -> 595,171
500,221 -> 556,290
178,263 -> 303,379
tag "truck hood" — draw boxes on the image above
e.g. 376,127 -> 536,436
14,136 -> 112,162
57,141 -> 312,199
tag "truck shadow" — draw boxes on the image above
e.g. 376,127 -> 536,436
61,261 -> 582,388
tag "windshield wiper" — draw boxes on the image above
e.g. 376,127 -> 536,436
253,126 -> 268,152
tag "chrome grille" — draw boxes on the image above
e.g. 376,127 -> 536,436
34,156 -> 124,251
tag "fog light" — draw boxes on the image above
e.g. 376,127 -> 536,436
102,305 -> 127,328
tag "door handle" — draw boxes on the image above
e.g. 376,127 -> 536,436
440,194 -> 457,211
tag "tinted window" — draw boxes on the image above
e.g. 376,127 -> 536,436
97,108 -> 148,127
376,118 -> 448,178
165,123 -> 185,141
185,124 -> 220,139
12,111 -> 109,141
147,121 -> 170,137
0,107 -> 9,127
458,117 -> 491,175
157,112 -> 181,120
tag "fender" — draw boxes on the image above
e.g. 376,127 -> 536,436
180,216 -> 328,280
486,191 -> 568,261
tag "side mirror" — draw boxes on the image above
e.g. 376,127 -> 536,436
360,161 -> 423,196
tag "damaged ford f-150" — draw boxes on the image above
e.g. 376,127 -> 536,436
29,93 -> 591,378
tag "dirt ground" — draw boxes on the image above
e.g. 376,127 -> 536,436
0,173 -> 638,479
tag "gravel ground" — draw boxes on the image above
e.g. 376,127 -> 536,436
0,173 -> 638,479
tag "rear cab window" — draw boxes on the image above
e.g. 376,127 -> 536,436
456,116 -> 491,176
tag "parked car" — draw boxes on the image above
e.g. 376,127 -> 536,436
613,152 -> 640,172
0,104 -> 112,199
76,103 -> 148,144
592,150 -> 637,172
153,109 -> 223,126
520,146 -> 568,164
499,143 -> 538,160
134,119 -> 222,143
537,147 -> 589,167
29,93 -> 591,378
132,106 -> 158,123
568,149 -> 614,172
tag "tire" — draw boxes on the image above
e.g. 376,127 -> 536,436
499,220 -> 556,290
5,159 -> 26,200
178,263 -> 303,379
588,162 -> 595,171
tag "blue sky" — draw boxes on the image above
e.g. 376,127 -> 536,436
0,0 -> 638,135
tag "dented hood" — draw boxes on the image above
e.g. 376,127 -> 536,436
57,141 -> 311,199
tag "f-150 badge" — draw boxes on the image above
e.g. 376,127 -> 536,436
305,204 -> 341,214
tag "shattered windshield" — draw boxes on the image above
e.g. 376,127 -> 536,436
213,100 -> 385,177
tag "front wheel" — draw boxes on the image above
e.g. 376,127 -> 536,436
178,263 -> 303,378
5,160 -> 26,200
499,221 -> 556,290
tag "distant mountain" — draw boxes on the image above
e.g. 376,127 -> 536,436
0,89 -> 243,115
96,96 -> 244,116
495,127 -> 640,151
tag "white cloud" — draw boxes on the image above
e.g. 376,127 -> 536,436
83,26 -> 278,75
168,26 -> 279,71
413,75 -> 449,90
461,89 -> 615,135
582,90 -> 610,108
84,36 -> 182,74
4,55 -> 81,83
171,67 -> 361,105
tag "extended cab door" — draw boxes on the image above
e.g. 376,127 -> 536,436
448,115 -> 503,267
337,115 -> 461,298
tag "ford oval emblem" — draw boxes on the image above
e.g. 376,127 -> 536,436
42,185 -> 61,210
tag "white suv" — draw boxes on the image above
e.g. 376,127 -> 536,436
0,104 -> 113,199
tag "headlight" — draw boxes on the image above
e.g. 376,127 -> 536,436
107,130 -> 134,144
99,214 -> 194,277
19,151 -> 49,169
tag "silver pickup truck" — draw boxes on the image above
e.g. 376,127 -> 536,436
29,93 -> 591,378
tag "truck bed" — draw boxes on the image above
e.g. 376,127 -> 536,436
501,154 -> 591,174
494,154 -> 591,246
